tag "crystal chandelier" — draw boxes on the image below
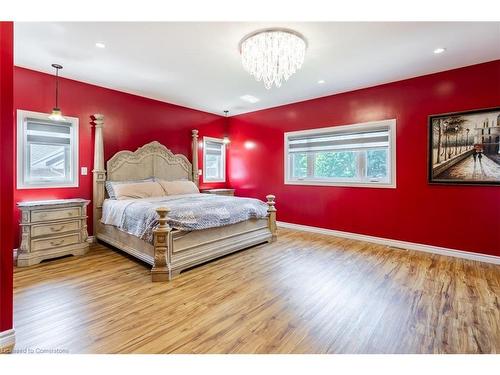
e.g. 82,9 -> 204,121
240,29 -> 306,89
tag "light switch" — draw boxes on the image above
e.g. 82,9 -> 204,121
198,169 -> 202,176
81,167 -> 88,176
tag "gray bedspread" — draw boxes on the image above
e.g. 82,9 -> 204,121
101,193 -> 269,243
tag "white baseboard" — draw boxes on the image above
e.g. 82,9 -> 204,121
0,329 -> 15,353
277,221 -> 500,265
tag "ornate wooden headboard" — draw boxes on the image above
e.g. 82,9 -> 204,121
91,114 -> 199,234
107,141 -> 193,182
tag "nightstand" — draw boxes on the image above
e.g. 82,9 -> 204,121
17,198 -> 90,267
201,188 -> 235,196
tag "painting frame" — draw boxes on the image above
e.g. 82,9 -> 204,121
428,106 -> 500,186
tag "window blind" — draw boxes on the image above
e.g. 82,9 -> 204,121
205,140 -> 223,155
26,119 -> 71,145
288,128 -> 389,153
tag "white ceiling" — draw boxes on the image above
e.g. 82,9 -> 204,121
14,22 -> 500,116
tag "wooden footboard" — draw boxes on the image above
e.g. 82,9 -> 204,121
151,195 -> 277,282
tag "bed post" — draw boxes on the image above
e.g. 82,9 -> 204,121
266,195 -> 277,242
192,129 -> 199,187
152,207 -> 172,282
92,114 -> 106,237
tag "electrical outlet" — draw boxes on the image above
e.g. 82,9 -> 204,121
81,167 -> 88,176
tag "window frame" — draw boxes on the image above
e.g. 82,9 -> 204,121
284,119 -> 396,188
202,136 -> 226,183
17,109 -> 79,189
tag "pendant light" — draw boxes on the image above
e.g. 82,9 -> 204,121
48,63 -> 65,121
223,110 -> 230,144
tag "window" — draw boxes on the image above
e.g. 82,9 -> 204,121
285,119 -> 396,188
17,110 -> 79,189
203,137 -> 226,182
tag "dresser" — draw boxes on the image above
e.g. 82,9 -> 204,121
17,199 -> 90,267
201,188 -> 235,196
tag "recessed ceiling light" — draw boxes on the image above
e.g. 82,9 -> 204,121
95,42 -> 106,49
433,47 -> 446,54
318,80 -> 325,84
240,95 -> 260,103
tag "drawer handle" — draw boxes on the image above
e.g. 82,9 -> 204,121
50,225 -> 66,232
67,212 -> 74,216
39,213 -> 47,218
50,239 -> 65,246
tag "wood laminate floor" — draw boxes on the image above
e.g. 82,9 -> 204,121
13,229 -> 500,354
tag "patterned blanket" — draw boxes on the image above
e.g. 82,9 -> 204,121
101,193 -> 269,243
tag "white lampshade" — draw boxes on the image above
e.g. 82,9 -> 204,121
49,108 -> 66,122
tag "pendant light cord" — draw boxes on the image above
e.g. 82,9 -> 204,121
55,67 -> 59,109
51,63 -> 63,110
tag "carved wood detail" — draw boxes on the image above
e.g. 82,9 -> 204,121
266,194 -> 277,242
152,207 -> 172,282
107,141 -> 192,182
191,129 -> 199,187
92,114 -> 106,236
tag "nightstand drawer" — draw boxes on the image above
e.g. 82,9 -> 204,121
201,188 -> 235,196
31,220 -> 80,238
31,207 -> 81,222
31,233 -> 80,252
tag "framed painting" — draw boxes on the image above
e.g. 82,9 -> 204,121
428,107 -> 500,185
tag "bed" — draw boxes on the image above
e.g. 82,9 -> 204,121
91,114 -> 277,281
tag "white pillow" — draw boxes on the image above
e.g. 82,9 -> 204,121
105,177 -> 154,199
113,181 -> 166,200
159,180 -> 199,195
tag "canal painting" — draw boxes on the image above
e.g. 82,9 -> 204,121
429,107 -> 500,185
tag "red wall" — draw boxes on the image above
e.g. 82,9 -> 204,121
14,67 -> 227,247
228,60 -> 500,257
11,61 -> 500,258
0,22 -> 14,333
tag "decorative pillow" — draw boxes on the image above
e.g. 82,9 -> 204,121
106,178 -> 154,199
158,180 -> 199,195
113,181 -> 166,200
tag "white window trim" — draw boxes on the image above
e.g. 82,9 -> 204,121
17,109 -> 79,189
202,136 -> 226,183
284,119 -> 397,188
